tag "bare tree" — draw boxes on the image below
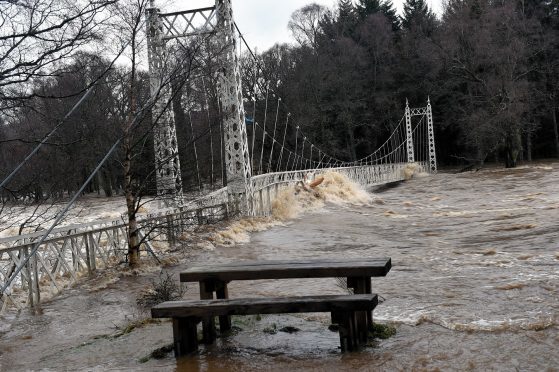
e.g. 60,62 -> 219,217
288,3 -> 329,50
0,0 -> 116,110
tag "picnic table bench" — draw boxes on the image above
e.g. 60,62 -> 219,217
152,294 -> 378,355
152,257 -> 391,356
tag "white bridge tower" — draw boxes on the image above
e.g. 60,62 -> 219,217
145,0 -> 252,211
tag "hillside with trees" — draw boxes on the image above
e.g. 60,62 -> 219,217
1,0 -> 558,203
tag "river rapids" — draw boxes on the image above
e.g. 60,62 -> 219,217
0,163 -> 558,371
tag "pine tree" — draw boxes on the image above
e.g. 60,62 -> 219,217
381,1 -> 401,30
356,0 -> 383,18
337,0 -> 357,36
401,0 -> 436,32
356,0 -> 401,30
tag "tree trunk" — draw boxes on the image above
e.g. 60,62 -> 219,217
346,125 -> 357,162
526,132 -> 532,162
123,121 -> 140,266
124,142 -> 140,267
552,105 -> 559,158
504,129 -> 521,168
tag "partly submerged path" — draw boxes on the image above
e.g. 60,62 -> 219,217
1,164 -> 558,371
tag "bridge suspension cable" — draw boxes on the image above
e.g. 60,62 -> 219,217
233,22 -> 413,173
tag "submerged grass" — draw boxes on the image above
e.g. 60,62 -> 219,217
369,323 -> 397,340
139,344 -> 174,363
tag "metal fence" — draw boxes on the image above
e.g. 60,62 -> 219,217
0,188 -> 229,313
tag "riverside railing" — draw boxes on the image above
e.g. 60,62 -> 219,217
0,187 -> 229,313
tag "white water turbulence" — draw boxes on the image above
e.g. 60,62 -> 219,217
205,171 -> 372,247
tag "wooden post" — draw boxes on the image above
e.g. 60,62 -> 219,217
347,276 -> 372,342
89,234 -> 97,271
199,280 -> 216,343
23,247 -> 34,309
365,278 -> 373,330
196,209 -> 204,225
267,187 -> 271,215
166,216 -> 176,245
84,235 -> 92,274
332,311 -> 356,352
172,317 -> 199,356
259,190 -> 263,216
222,203 -> 229,220
32,251 -> 40,305
215,281 -> 231,332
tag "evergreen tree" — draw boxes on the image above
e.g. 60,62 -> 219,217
401,0 -> 437,33
337,0 -> 357,36
380,1 -> 401,30
356,0 -> 400,30
356,0 -> 383,17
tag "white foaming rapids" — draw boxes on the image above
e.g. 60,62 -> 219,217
375,308 -> 556,332
210,171 -> 372,246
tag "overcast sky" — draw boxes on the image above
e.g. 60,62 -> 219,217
161,0 -> 443,52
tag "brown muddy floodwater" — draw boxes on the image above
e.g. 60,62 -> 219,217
1,164 -> 558,371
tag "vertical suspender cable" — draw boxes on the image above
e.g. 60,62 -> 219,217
267,98 -> 281,173
276,113 -> 290,172
188,111 -> 202,191
291,126 -> 299,171
201,77 -> 214,188
250,97 -> 256,172
259,84 -> 270,174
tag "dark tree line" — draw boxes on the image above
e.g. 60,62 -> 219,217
1,0 -> 559,205
248,0 -> 559,168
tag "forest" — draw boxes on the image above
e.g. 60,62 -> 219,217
0,0 -> 558,202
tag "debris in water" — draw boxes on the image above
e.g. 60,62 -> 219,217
263,324 -> 278,334
495,283 -> 525,290
279,326 -> 300,333
491,224 -> 536,232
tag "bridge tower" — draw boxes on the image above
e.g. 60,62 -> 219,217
405,99 -> 415,163
427,97 -> 437,173
146,1 -> 183,204
215,0 -> 253,213
145,0 -> 253,213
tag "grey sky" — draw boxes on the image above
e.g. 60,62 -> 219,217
162,0 -> 443,51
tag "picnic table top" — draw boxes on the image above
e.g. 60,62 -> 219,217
179,257 -> 391,282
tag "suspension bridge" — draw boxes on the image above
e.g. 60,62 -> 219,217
0,0 -> 436,313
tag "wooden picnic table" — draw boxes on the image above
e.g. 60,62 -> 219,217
179,257 -> 392,343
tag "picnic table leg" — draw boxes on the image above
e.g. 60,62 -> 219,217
172,317 -> 199,357
347,276 -> 370,343
215,280 -> 232,332
332,311 -> 357,352
199,280 -> 216,344
365,278 -> 373,329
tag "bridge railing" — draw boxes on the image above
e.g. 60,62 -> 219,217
0,187 -> 229,313
249,162 -> 429,216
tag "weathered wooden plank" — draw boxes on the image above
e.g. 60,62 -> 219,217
180,259 -> 391,282
152,294 -> 378,318
184,258 -> 390,268
173,317 -> 199,357
199,281 -> 216,344
215,281 -> 231,332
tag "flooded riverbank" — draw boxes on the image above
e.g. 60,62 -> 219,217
1,163 -> 558,371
